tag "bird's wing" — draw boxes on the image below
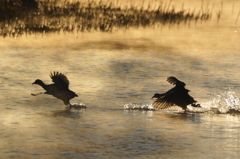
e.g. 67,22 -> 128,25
49,71 -> 69,89
153,99 -> 175,109
167,76 -> 185,87
152,91 -> 175,109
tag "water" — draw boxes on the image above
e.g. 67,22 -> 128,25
1,0 -> 240,158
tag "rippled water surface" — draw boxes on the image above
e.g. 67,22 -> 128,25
1,0 -> 240,158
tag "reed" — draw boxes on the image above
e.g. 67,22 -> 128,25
0,0 -> 214,37
236,9 -> 240,24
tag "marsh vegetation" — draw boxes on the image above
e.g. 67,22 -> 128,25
0,0 -> 217,37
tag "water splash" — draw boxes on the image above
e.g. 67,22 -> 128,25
70,103 -> 87,110
123,103 -> 186,113
123,103 -> 155,110
124,103 -> 206,113
203,88 -> 240,114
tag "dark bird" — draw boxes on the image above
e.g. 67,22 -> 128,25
32,71 -> 78,108
152,76 -> 197,111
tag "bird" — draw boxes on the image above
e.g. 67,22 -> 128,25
152,76 -> 197,111
32,71 -> 78,108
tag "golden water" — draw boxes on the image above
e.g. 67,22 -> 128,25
0,0 -> 240,158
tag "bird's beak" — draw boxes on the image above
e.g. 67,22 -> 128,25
32,82 -> 36,85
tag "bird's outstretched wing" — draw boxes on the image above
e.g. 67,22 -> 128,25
152,91 -> 176,109
167,76 -> 185,87
153,98 -> 175,109
49,71 -> 69,89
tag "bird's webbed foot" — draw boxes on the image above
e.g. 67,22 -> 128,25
191,103 -> 201,107
31,92 -> 44,96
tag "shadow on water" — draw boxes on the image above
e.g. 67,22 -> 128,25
52,110 -> 80,118
162,112 -> 203,123
48,105 -> 87,118
51,109 -> 82,118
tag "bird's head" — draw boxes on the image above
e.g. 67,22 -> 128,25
32,79 -> 43,85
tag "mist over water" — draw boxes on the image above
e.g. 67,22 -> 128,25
1,0 -> 240,158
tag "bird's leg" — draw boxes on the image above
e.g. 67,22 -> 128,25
69,104 -> 72,109
65,103 -> 72,110
183,107 -> 188,113
64,104 -> 72,111
31,92 -> 44,96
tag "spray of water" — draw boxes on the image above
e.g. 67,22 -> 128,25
70,103 -> 87,110
123,103 -> 155,110
202,88 -> 240,114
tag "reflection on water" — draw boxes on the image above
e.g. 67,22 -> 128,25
1,108 -> 240,158
1,0 -> 240,158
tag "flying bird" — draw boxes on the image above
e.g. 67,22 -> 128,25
32,71 -> 78,108
152,76 -> 197,111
